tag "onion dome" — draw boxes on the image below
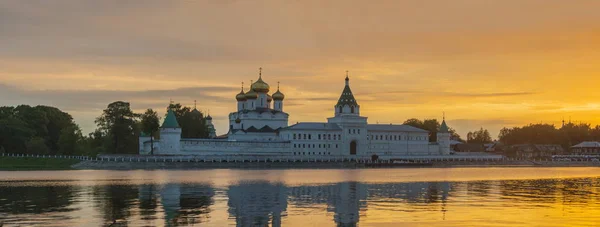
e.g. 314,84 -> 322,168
191,108 -> 201,116
251,68 -> 270,93
206,114 -> 213,120
235,118 -> 241,124
272,83 -> 284,101
236,90 -> 246,101
245,89 -> 258,99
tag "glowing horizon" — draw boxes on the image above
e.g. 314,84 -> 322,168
1,0 -> 600,138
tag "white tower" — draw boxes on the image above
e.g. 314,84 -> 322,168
437,114 -> 451,155
236,82 -> 247,111
159,107 -> 181,154
272,82 -> 285,111
206,113 -> 217,138
334,71 -> 360,117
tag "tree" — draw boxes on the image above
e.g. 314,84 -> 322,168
467,127 -> 492,144
0,116 -> 34,154
26,137 -> 50,155
141,109 -> 160,155
95,101 -> 140,154
58,124 -> 83,155
167,103 -> 209,138
403,118 -> 424,129
422,119 -> 440,142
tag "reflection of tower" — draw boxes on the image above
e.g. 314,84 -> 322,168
157,184 -> 215,226
227,181 -> 288,227
160,184 -> 181,226
328,182 -> 368,226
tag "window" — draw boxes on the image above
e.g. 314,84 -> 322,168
294,144 -> 296,148
328,134 -> 331,140
318,134 -> 321,140
303,144 -> 305,148
309,134 -> 312,140
293,134 -> 296,139
336,144 -> 338,148
303,134 -> 307,140
339,106 -> 342,113
351,106 -> 355,113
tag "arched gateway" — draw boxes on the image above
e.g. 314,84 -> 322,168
350,140 -> 357,155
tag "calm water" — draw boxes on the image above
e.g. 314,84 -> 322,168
0,168 -> 599,227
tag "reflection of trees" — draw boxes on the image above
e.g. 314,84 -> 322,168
93,184 -> 139,226
227,181 -> 288,227
139,184 -> 159,220
499,178 -> 600,206
0,185 -> 77,214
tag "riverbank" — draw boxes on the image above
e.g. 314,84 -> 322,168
0,156 -> 81,170
71,160 -> 600,170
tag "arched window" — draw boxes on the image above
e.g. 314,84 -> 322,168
351,106 -> 355,113
339,106 -> 342,113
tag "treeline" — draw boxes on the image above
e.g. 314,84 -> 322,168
0,101 -> 210,156
498,123 -> 600,148
402,118 -> 463,142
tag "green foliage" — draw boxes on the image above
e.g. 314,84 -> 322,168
26,137 -> 51,155
0,156 -> 80,170
141,109 -> 160,155
467,127 -> 492,144
167,103 -> 210,138
58,124 -> 84,155
499,123 -> 600,149
403,118 -> 463,142
95,101 -> 140,154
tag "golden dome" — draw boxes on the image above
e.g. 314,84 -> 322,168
251,77 -> 270,93
272,90 -> 284,101
236,90 -> 246,101
245,89 -> 258,99
272,82 -> 284,100
251,68 -> 270,93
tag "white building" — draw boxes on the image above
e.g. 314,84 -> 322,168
139,70 -> 451,158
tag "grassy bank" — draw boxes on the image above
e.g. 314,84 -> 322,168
0,156 -> 81,170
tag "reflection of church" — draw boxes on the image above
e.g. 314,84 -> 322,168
140,69 -> 452,158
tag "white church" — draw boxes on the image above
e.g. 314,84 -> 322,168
139,69 -> 452,158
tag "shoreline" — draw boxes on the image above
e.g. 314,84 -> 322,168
71,160 -> 600,170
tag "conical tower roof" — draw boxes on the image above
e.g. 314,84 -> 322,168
162,108 -> 180,128
439,118 -> 449,133
336,73 -> 358,106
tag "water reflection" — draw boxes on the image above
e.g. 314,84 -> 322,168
0,169 -> 599,227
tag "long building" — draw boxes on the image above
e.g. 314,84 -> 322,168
139,70 -> 451,158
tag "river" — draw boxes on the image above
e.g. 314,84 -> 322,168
0,167 -> 599,226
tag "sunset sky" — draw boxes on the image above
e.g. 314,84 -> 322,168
1,0 -> 600,138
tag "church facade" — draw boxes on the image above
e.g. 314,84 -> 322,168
139,70 -> 451,158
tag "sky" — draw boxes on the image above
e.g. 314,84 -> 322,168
1,0 -> 600,139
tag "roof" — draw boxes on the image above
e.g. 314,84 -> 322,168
336,83 -> 358,106
572,141 -> 600,148
161,108 -> 180,128
439,119 -> 449,133
281,122 -> 342,131
366,124 -> 429,133
236,108 -> 288,115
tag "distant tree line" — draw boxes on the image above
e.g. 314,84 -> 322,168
402,118 -> 464,142
0,101 -> 210,156
498,123 -> 600,149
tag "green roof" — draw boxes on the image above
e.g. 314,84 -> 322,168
439,119 -> 449,133
336,84 -> 358,106
161,108 -> 180,128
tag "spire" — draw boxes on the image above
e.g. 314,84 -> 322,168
194,100 -> 197,109
345,70 -> 349,86
439,112 -> 449,133
162,107 -> 180,128
259,67 -> 262,79
337,71 -> 358,106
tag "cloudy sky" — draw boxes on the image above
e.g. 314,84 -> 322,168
1,0 -> 600,138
